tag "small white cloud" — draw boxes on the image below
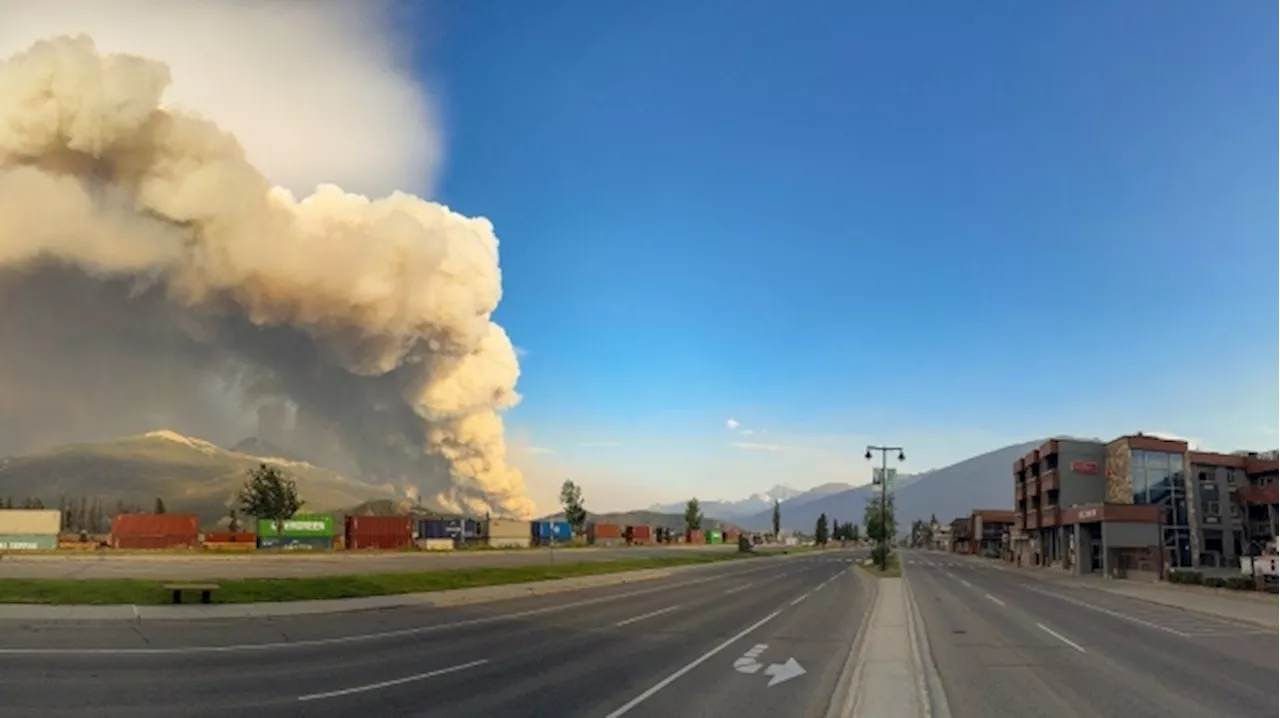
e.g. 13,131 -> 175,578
579,441 -> 621,448
726,418 -> 741,430
730,441 -> 792,452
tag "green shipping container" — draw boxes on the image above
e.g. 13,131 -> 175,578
257,514 -> 334,538
707,530 -> 723,544
0,534 -> 58,550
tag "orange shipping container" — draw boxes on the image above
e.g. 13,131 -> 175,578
587,522 -> 622,539
203,531 -> 255,543
344,515 -> 412,550
625,525 -> 654,544
685,529 -> 705,544
111,514 -> 199,549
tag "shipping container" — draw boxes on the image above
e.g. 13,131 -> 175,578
0,534 -> 58,550
203,531 -> 255,543
587,522 -> 622,539
707,529 -> 723,544
0,509 -> 61,535
111,514 -> 200,549
625,525 -> 654,545
256,514 -> 334,538
485,518 -> 531,540
203,541 -> 255,552
685,529 -> 706,545
551,522 -> 572,542
345,515 -> 413,550
450,518 -> 482,538
416,538 -> 455,551
486,536 -> 531,549
257,535 -> 333,550
418,518 -> 449,540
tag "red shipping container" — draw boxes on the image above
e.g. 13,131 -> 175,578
685,529 -> 705,544
203,531 -> 255,543
587,522 -> 622,539
345,515 -> 412,550
111,514 -> 199,549
625,525 -> 654,544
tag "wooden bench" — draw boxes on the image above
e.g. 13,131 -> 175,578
163,583 -> 220,604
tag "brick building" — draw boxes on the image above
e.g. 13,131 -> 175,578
1012,434 -> 1278,577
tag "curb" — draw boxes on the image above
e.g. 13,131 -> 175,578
825,567 -> 880,718
902,571 -> 951,718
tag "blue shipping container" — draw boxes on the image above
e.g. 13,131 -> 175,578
551,522 -> 572,541
532,520 -> 552,539
418,519 -> 448,540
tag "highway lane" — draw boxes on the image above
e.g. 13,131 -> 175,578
903,550 -> 1277,718
0,544 -> 751,579
0,550 -> 873,717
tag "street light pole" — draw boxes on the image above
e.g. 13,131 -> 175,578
866,444 -> 906,571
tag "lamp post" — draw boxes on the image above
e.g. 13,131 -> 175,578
866,445 -> 906,570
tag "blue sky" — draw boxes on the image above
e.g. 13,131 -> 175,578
416,1 -> 1277,511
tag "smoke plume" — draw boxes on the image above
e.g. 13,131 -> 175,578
0,33 -> 535,517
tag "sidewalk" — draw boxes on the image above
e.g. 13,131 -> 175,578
845,578 -> 926,718
1092,580 -> 1278,629
994,557 -> 1278,629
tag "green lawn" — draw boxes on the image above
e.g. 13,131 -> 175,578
0,552 -> 752,605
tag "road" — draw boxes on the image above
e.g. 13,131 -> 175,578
0,544 -> 752,579
903,549 -> 1278,718
0,550 -> 872,717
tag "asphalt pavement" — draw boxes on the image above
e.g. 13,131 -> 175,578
0,549 -> 873,717
0,544 -> 746,579
903,549 -> 1278,718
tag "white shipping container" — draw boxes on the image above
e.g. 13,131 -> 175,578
0,509 -> 61,535
416,538 -> 456,551
486,536 -> 531,549
486,518 -> 531,539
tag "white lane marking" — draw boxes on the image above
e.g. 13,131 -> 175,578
0,561 -> 781,656
775,571 -> 789,578
984,594 -> 1005,607
814,583 -> 825,593
789,594 -> 809,606
1036,623 -> 1086,653
615,605 -> 680,627
959,578 -> 973,588
604,610 -> 781,717
1022,585 -> 1191,637
298,659 -> 488,701
723,582 -> 755,595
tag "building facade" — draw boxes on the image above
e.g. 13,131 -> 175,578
1013,435 -> 1278,577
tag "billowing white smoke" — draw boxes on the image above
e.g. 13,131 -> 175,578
0,35 -> 535,517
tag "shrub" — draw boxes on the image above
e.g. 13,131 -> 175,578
1203,577 -> 1227,589
1168,569 -> 1203,585
1224,576 -> 1256,591
871,544 -> 891,567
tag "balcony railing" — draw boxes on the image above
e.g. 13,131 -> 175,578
1027,478 -> 1040,497
1041,469 -> 1059,492
1015,483 -> 1024,501
1026,512 -> 1040,530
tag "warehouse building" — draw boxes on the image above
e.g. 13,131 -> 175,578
1013,434 -> 1278,577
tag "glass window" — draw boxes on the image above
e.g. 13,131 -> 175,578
1202,501 -> 1219,516
1197,470 -> 1211,482
1130,450 -> 1143,469
1145,452 -> 1169,472
1200,482 -> 1218,497
1169,453 -> 1183,472
1131,468 -> 1148,504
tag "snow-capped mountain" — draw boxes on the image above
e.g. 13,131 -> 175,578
649,483 -> 817,520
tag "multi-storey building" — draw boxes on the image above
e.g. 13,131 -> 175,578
1012,434 -> 1277,577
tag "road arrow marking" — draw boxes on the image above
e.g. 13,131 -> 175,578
764,657 -> 807,686
733,643 -> 768,674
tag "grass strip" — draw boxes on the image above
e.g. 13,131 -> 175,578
855,552 -> 902,578
0,552 -> 752,605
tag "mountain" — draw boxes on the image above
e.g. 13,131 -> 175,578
539,509 -> 743,533
230,437 -> 307,463
735,441 -> 1038,532
648,484 -> 805,519
0,430 -> 406,527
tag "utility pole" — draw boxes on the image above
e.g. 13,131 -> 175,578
866,444 -> 906,571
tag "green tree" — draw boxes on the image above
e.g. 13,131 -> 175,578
865,496 -> 896,569
684,498 -> 703,532
559,479 -> 588,535
771,499 -> 781,537
236,463 -> 304,540
850,523 -> 860,543
227,507 -> 241,532
815,513 -> 829,546
154,497 -> 166,514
